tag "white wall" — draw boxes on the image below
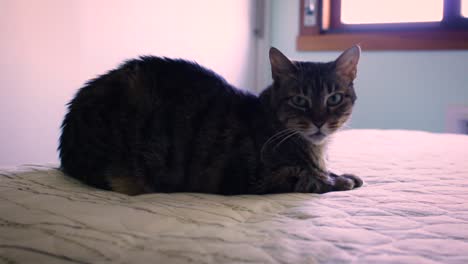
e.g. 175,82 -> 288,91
269,0 -> 468,133
0,0 -> 256,166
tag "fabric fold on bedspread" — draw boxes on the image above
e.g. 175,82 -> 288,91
1,129 -> 468,263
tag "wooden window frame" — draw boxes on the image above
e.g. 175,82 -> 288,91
297,0 -> 468,51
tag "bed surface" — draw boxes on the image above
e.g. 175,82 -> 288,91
1,129 -> 468,264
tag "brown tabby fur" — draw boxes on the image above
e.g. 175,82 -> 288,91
58,46 -> 363,195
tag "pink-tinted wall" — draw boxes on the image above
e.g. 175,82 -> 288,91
0,0 -> 256,166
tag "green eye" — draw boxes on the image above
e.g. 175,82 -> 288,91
290,96 -> 309,109
327,93 -> 343,106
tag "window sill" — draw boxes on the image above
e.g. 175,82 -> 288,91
297,30 -> 468,51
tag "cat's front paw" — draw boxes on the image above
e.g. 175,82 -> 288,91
342,174 -> 363,188
330,173 -> 363,191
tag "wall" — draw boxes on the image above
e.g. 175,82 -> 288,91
0,0 -> 256,166
269,0 -> 468,133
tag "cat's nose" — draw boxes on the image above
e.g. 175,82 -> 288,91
313,121 -> 325,128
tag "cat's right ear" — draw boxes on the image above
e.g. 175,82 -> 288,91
269,47 -> 297,81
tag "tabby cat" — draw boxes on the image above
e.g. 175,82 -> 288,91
59,46 -> 363,195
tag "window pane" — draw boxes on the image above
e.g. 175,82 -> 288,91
463,0 -> 468,18
341,0 -> 443,24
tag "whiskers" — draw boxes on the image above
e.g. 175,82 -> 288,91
341,123 -> 352,130
337,117 -> 353,131
329,116 -> 353,132
338,112 -> 353,131
273,130 -> 302,150
260,128 -> 304,162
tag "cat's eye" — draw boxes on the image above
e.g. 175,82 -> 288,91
327,93 -> 343,107
290,96 -> 309,109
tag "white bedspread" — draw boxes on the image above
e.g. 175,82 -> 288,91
1,129 -> 468,264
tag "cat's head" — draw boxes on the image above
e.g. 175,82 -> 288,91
265,45 -> 360,145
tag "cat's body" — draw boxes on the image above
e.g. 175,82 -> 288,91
59,47 -> 363,195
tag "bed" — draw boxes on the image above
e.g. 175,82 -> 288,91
1,129 -> 467,264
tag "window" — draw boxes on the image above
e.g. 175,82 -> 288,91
341,0 -> 443,24
298,0 -> 468,50
463,0 -> 468,17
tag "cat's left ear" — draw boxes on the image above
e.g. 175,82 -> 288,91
335,45 -> 361,81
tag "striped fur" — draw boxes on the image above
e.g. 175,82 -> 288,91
58,46 -> 363,195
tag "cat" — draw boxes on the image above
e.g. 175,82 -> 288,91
58,46 -> 363,195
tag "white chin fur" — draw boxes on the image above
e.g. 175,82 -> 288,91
309,135 -> 328,145
304,124 -> 332,145
301,131 -> 329,145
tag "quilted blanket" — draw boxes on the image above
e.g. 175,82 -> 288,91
1,129 -> 467,264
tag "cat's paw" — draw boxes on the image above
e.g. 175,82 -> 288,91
331,173 -> 363,191
342,174 -> 363,188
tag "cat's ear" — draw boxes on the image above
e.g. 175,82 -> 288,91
269,47 -> 297,80
335,45 -> 361,81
